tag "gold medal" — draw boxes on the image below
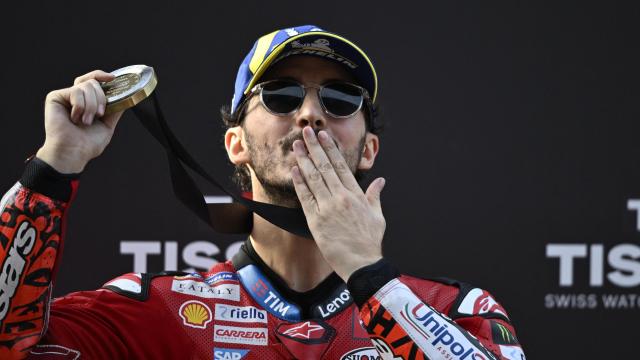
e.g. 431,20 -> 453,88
102,65 -> 157,115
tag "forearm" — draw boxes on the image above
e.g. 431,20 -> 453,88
348,260 -> 524,360
0,158 -> 79,359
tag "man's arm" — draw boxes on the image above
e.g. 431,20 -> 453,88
0,70 -> 124,359
348,260 -> 526,360
0,160 -> 78,359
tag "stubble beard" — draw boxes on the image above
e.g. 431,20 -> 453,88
245,128 -> 366,208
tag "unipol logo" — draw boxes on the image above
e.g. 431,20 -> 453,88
545,199 -> 640,310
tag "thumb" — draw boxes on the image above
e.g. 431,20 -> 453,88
365,177 -> 386,208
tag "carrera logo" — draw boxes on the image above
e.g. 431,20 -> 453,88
0,221 -> 36,322
340,346 -> 382,360
276,320 -> 335,344
179,300 -> 212,329
458,288 -> 508,319
171,279 -> 239,301
215,304 -> 267,323
214,325 -> 268,346
213,347 -> 249,360
406,303 -> 490,360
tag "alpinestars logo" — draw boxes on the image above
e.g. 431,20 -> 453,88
0,221 -> 36,323
545,199 -> 640,310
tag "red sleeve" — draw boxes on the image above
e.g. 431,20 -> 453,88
347,260 -> 526,360
0,178 -> 73,359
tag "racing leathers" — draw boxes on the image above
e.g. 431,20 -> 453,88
0,158 -> 526,359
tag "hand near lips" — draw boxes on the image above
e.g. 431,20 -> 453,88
291,126 -> 386,282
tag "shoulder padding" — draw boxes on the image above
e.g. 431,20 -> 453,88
101,271 -> 189,302
423,277 -> 512,324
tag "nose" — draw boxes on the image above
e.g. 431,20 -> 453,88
293,88 -> 327,129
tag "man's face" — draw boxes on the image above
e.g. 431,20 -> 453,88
237,56 -> 372,207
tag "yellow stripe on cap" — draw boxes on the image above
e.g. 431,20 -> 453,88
249,30 -> 279,75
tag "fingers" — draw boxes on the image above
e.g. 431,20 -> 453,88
68,87 -> 85,124
291,166 -> 319,214
74,70 -> 114,85
365,177 -> 386,209
293,139 -> 332,202
317,129 -> 362,192
301,126 -> 343,193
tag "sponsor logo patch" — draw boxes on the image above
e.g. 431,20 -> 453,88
458,288 -> 508,319
214,325 -> 268,346
0,221 -> 36,322
291,38 -> 333,52
340,346 -> 382,360
276,320 -> 336,359
406,302 -> 492,359
237,265 -> 301,321
313,285 -> 353,319
491,321 -> 519,345
277,321 -> 334,343
499,345 -> 526,360
171,279 -> 239,301
213,347 -> 249,360
205,272 -> 238,285
179,300 -> 212,329
371,338 -> 403,360
215,304 -> 267,324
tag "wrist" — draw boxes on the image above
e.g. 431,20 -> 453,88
336,255 -> 383,283
346,258 -> 400,307
36,144 -> 89,173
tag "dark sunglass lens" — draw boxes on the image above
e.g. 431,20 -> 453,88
261,81 -> 304,114
321,83 -> 363,117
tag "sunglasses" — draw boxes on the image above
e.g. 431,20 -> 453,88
248,79 -> 370,118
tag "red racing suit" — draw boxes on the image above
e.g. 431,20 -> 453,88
0,159 -> 526,359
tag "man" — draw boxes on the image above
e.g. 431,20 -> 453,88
0,25 -> 525,359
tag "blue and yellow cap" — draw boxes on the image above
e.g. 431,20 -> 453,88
231,25 -> 378,114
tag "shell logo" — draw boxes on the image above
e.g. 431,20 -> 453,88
179,300 -> 212,329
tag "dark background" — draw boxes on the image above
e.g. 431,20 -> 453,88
1,1 -> 639,358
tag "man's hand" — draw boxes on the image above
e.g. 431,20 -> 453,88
35,70 -> 125,173
291,126 -> 386,282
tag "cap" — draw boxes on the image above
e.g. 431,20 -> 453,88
231,25 -> 378,114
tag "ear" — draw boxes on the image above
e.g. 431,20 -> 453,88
357,132 -> 379,171
225,126 -> 250,166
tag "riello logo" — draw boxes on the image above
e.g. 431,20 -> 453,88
545,199 -> 640,310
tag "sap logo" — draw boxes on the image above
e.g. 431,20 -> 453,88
119,240 -> 243,273
546,199 -> 640,288
215,304 -> 267,323
0,221 -> 36,322
316,288 -> 352,318
408,303 -> 489,360
213,348 -> 249,360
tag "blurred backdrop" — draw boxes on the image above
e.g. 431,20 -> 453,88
1,1 -> 639,358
